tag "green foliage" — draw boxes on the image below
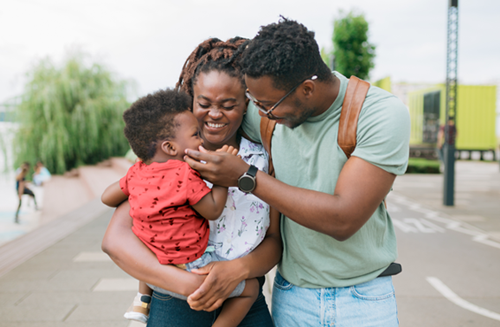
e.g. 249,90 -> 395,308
406,158 -> 440,174
333,11 -> 376,80
320,47 -> 333,70
14,51 -> 131,174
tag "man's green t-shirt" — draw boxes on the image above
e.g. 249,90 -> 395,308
242,72 -> 411,288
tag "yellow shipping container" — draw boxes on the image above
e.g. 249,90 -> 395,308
408,84 -> 497,151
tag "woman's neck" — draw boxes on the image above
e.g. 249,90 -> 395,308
203,133 -> 241,152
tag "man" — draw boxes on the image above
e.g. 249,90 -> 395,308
185,18 -> 410,326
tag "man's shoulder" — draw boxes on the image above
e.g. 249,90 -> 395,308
365,86 -> 405,109
361,86 -> 409,123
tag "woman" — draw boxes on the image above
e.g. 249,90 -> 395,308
15,162 -> 38,223
102,37 -> 281,326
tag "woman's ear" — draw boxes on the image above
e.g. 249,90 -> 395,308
160,140 -> 177,156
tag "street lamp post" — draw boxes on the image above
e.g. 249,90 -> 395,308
443,0 -> 459,206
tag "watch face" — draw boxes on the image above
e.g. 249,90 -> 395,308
239,176 -> 255,192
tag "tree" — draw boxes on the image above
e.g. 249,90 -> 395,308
332,11 -> 376,80
14,51 -> 131,174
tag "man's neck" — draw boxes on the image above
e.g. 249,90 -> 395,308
311,74 -> 340,117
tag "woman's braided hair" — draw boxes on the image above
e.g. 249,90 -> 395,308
176,37 -> 250,97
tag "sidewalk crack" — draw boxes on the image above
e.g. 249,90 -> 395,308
63,304 -> 78,322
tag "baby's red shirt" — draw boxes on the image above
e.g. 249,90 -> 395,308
120,160 -> 211,265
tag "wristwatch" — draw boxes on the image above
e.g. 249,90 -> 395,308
238,165 -> 258,193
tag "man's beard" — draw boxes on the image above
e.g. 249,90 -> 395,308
283,99 -> 316,129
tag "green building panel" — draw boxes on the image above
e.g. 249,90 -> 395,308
372,76 -> 392,93
409,84 -> 497,151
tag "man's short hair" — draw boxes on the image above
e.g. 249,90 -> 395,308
123,89 -> 192,161
241,17 -> 332,90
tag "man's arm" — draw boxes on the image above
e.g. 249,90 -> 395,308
185,148 -> 394,241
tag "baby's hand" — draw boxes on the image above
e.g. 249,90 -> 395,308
216,145 -> 239,156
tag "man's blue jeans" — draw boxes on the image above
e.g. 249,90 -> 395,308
272,271 -> 398,327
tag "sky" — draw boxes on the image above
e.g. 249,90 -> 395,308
1,0 -> 499,108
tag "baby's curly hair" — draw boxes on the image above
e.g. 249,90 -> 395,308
175,37 -> 249,97
241,17 -> 332,91
123,89 -> 192,161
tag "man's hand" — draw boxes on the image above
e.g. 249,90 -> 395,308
184,146 -> 248,187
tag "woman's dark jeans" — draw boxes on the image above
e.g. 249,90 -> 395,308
147,283 -> 273,327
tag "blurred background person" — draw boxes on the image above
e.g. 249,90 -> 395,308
33,160 -> 51,186
15,162 -> 38,223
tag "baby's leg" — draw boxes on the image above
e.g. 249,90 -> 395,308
212,278 -> 259,327
124,280 -> 152,323
139,280 -> 152,296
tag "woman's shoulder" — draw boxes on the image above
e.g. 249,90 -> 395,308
239,137 -> 269,173
239,137 -> 266,155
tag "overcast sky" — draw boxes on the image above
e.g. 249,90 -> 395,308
1,0 -> 499,105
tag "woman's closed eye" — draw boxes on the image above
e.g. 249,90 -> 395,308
197,102 -> 236,110
198,102 -> 210,109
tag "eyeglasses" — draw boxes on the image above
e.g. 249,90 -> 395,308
245,75 -> 318,119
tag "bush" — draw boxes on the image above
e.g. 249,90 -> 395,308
13,51 -> 131,174
405,158 -> 441,174
332,11 -> 376,80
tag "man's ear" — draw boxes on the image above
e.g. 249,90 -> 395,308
301,79 -> 316,98
160,140 -> 177,156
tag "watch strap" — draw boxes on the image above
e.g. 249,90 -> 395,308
246,165 -> 258,177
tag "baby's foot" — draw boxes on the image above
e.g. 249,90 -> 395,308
124,292 -> 151,324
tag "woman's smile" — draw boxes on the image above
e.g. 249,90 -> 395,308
205,121 -> 228,129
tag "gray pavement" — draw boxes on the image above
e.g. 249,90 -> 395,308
0,160 -> 498,326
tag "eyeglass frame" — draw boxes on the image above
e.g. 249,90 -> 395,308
245,75 -> 318,119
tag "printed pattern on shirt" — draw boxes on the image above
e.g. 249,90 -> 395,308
120,160 -> 211,265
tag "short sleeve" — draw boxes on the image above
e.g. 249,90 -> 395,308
119,165 -> 136,196
186,168 -> 211,205
241,102 -> 263,144
351,91 -> 411,176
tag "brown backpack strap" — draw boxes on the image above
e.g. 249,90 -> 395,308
338,76 -> 370,158
339,76 -> 386,208
260,117 -> 277,176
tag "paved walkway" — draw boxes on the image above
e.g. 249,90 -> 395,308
0,160 -> 498,326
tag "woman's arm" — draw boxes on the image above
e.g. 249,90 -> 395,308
101,201 -> 207,297
187,206 -> 282,311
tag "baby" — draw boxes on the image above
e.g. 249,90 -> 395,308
101,89 -> 258,326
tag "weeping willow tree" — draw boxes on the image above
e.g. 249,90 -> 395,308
14,52 -> 131,174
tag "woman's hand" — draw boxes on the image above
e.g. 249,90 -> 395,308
187,259 -> 247,312
187,206 -> 282,311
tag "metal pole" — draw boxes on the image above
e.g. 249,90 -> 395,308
443,0 -> 459,206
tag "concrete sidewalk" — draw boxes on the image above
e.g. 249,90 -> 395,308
391,160 -> 500,242
0,160 -> 498,326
